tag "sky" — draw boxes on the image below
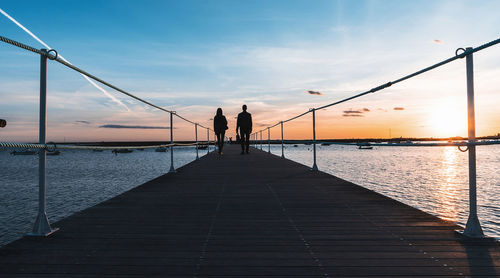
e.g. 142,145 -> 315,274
1,0 -> 499,142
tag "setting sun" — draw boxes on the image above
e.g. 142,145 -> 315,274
428,102 -> 467,137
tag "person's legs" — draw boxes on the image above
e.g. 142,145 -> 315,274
219,131 -> 225,153
240,132 -> 246,153
216,132 -> 221,154
244,131 -> 250,153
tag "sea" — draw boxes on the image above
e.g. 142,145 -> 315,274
0,143 -> 499,247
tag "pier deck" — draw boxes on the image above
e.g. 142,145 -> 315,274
0,145 -> 499,277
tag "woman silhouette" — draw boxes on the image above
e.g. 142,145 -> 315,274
213,108 -> 228,155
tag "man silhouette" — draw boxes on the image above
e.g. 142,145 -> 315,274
236,105 -> 252,154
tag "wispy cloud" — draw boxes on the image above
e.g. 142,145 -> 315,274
433,39 -> 443,44
342,113 -> 363,117
343,109 -> 365,117
99,124 -> 172,129
306,90 -> 323,95
394,107 -> 405,111
75,120 -> 90,124
342,108 -> 372,117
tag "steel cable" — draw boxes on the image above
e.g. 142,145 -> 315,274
259,37 -> 500,132
0,141 -> 203,150
0,35 -> 212,129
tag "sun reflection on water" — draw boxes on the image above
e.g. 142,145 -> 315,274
434,147 -> 461,222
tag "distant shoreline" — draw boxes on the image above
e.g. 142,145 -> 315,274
24,136 -> 500,146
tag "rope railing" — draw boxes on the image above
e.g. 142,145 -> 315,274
2,33 -> 499,239
0,141 -> 206,151
250,36 -> 500,239
0,35 -> 220,236
258,139 -> 500,147
0,35 -> 212,130
255,37 -> 500,134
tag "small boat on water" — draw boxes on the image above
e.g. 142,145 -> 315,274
293,144 -> 298,147
112,149 -> 133,155
357,142 -> 373,150
11,149 -> 37,155
46,150 -> 61,156
155,147 -> 168,152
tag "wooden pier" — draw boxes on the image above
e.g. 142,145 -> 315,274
0,145 -> 499,277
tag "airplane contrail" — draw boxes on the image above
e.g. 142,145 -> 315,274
0,8 -> 130,112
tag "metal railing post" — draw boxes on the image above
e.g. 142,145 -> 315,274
30,49 -> 57,236
462,47 -> 484,238
311,108 -> 318,171
206,128 -> 210,154
260,131 -> 263,150
212,131 -> 215,153
267,127 -> 271,153
169,112 -> 176,173
195,123 -> 199,160
280,121 -> 285,159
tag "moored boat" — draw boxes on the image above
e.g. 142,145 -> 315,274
10,149 -> 37,155
112,149 -> 133,155
357,142 -> 373,150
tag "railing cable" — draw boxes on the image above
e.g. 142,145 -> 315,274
0,35 -> 214,131
255,37 -> 500,134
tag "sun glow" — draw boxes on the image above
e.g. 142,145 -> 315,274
428,102 -> 467,138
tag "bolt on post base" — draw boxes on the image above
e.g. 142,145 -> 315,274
28,213 -> 58,237
311,163 -> 318,171
169,164 -> 176,173
456,215 -> 485,239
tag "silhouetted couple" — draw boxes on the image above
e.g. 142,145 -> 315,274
213,105 -> 252,155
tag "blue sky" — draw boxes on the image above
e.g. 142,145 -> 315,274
1,0 -> 500,141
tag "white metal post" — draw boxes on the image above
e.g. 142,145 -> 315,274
169,112 -> 176,173
281,121 -> 285,159
267,127 -> 271,153
206,128 -> 209,154
462,47 -> 484,238
260,131 -> 263,150
312,109 -> 318,171
30,49 -> 57,236
195,123 -> 199,160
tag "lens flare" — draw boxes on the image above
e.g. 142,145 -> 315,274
0,8 -> 130,112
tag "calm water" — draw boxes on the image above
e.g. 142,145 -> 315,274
1,144 -> 499,247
